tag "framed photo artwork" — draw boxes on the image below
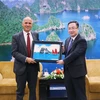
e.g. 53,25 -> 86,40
32,41 -> 62,63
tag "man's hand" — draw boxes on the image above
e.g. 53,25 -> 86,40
26,57 -> 36,64
56,60 -> 64,65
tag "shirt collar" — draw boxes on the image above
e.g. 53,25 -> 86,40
23,30 -> 31,35
71,34 -> 78,41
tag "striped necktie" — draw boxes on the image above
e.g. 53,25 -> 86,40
67,38 -> 73,52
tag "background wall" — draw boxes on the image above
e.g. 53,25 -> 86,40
0,0 -> 100,73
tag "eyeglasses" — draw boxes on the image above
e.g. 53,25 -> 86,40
68,27 -> 78,30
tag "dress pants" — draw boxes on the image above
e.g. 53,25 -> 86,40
64,69 -> 87,100
16,65 -> 38,100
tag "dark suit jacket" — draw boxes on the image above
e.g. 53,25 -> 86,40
12,31 -> 39,75
63,34 -> 87,78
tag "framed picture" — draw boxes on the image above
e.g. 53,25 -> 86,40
32,41 -> 62,63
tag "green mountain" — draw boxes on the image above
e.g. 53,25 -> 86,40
35,16 -> 65,32
80,23 -> 96,41
0,1 -> 37,44
46,31 -> 61,41
39,0 -> 100,13
0,0 -> 99,44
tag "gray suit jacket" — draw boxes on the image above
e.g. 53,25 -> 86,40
63,34 -> 87,78
12,31 -> 39,75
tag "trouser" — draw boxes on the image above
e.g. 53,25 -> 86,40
16,65 -> 38,100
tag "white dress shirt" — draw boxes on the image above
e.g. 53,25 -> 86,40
23,30 -> 33,49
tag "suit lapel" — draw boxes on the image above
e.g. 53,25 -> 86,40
65,38 -> 70,55
66,34 -> 80,54
72,34 -> 80,45
19,32 -> 27,54
66,38 -> 72,54
31,32 -> 37,41
74,34 -> 80,41
66,38 -> 70,51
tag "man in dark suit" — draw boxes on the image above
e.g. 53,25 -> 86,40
57,21 -> 87,100
11,16 -> 39,100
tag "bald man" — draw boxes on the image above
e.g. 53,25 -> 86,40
12,16 -> 39,100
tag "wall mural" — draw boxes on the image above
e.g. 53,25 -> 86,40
0,0 -> 100,72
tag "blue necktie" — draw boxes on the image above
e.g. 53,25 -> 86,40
67,38 -> 73,52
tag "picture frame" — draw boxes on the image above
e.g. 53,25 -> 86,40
32,41 -> 62,63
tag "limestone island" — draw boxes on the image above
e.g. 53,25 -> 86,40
46,31 -> 61,41
35,16 -> 65,33
80,23 -> 96,41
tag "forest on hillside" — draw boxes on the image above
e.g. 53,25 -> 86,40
0,0 -> 100,44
